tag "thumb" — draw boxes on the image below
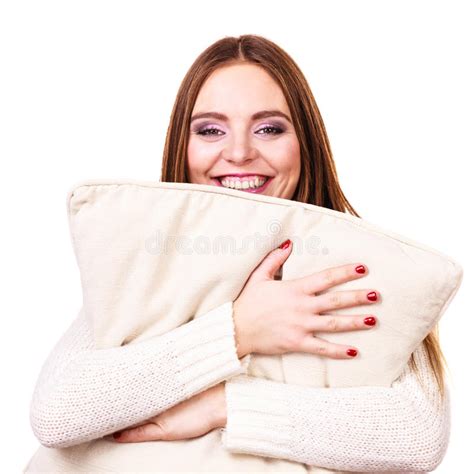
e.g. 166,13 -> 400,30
251,239 -> 292,281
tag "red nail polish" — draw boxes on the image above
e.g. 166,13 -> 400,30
113,432 -> 122,439
347,348 -> 358,357
364,316 -> 376,326
279,239 -> 291,249
355,265 -> 366,274
367,291 -> 378,301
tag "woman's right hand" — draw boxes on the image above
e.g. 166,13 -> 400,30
232,239 -> 380,360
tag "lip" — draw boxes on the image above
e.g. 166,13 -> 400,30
212,173 -> 271,178
211,176 -> 273,194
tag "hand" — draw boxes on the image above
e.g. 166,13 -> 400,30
106,383 -> 227,443
232,239 -> 380,360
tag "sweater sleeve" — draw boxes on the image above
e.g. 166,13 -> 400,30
29,302 -> 251,449
221,343 -> 450,473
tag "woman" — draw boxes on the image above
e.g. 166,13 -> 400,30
26,35 -> 449,472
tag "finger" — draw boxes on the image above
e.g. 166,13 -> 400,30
298,334 -> 359,359
274,264 -> 283,281
112,423 -> 163,443
298,263 -> 368,295
312,289 -> 380,314
303,314 -> 377,333
251,239 -> 293,282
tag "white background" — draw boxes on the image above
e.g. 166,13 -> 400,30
1,1 -> 472,472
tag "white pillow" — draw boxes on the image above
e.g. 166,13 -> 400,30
67,178 -> 463,388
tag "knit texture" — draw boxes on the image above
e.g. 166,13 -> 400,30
222,343 -> 450,472
29,301 -> 251,448
29,302 -> 449,472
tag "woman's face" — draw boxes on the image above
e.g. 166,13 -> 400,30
187,63 -> 301,199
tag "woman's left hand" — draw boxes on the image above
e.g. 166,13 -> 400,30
106,382 -> 227,443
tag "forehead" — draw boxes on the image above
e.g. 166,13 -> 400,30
193,63 -> 290,115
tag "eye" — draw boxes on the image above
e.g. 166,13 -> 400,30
194,124 -> 284,137
256,125 -> 284,135
196,127 -> 224,136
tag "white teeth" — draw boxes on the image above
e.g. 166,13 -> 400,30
219,176 -> 268,189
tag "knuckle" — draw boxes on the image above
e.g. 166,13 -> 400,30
156,421 -> 167,431
343,265 -> 354,279
154,419 -> 169,435
326,317 -> 338,331
357,291 -> 367,304
295,297 -> 310,315
328,292 -> 341,307
321,269 -> 337,286
134,425 -> 148,436
353,318 -> 362,330
281,331 -> 301,351
315,344 -> 328,356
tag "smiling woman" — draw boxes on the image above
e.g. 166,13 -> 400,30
26,34 -> 451,473
159,33 -> 451,470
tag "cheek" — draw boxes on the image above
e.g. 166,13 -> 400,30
186,138 -> 217,179
269,137 -> 300,176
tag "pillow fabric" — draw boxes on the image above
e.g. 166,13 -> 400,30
30,178 -> 461,473
67,178 -> 463,388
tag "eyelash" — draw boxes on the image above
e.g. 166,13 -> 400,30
196,125 -> 284,136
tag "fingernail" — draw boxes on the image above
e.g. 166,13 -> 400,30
367,291 -> 378,301
279,239 -> 291,249
113,432 -> 122,439
355,265 -> 366,274
364,316 -> 376,326
347,348 -> 358,357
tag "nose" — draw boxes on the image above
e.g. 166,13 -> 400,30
221,131 -> 258,164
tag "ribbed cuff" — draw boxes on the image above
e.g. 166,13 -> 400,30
220,375 -> 293,459
170,301 -> 252,396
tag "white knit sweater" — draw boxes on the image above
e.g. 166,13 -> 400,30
29,301 -> 450,472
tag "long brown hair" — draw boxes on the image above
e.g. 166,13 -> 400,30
160,34 -> 448,399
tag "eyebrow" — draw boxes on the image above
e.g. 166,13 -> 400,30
190,109 -> 292,124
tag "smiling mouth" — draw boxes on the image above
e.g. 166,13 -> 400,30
211,174 -> 273,193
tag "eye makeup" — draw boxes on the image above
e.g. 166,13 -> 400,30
192,121 -> 286,137
255,124 -> 285,135
194,125 -> 224,136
